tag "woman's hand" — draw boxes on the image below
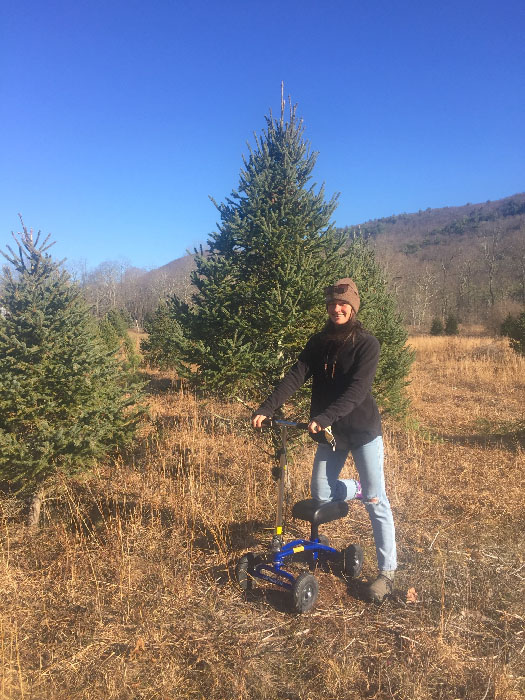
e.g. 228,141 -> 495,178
308,420 -> 324,434
252,414 -> 268,429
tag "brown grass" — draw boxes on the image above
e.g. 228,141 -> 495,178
1,337 -> 524,699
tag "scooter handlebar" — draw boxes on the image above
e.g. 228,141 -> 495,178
261,418 -> 309,430
258,418 -> 336,449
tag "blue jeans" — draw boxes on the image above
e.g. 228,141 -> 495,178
311,436 -> 397,571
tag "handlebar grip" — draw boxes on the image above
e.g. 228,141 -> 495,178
271,419 -> 309,429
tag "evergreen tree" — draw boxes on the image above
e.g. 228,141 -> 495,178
501,311 -> 525,355
430,318 -> 444,335
98,315 -> 121,352
141,301 -> 188,372
150,100 -> 412,414
344,236 -> 414,416
159,102 -> 347,397
444,314 -> 459,335
500,313 -> 515,338
0,224 -> 142,523
99,309 -> 140,372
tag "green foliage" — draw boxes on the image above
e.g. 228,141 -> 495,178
98,316 -> 120,352
141,301 -> 189,373
343,236 -> 414,416
99,309 -> 140,371
444,314 -> 459,335
500,313 -> 515,337
122,333 -> 140,372
402,242 -> 420,255
173,105 -> 346,400
106,308 -> 132,336
501,311 -> 525,355
0,225 -> 143,495
149,104 -> 344,393
148,102 -> 413,415
430,318 -> 444,335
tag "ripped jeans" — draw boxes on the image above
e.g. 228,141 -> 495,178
311,436 -> 397,571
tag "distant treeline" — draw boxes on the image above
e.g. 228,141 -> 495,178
343,193 -> 525,330
72,193 -> 524,332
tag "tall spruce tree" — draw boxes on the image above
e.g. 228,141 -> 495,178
164,102 -> 349,395
343,235 -> 414,416
148,99 -> 413,413
0,224 -> 142,525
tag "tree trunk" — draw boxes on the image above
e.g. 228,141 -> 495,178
27,487 -> 45,528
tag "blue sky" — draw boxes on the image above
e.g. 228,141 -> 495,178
1,0 -> 524,271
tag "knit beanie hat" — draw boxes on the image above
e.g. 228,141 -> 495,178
324,277 -> 360,313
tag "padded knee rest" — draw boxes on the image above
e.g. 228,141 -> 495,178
292,498 -> 349,525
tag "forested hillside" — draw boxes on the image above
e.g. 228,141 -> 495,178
352,192 -> 525,329
76,192 -> 524,330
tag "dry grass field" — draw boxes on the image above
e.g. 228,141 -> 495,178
1,335 -> 524,699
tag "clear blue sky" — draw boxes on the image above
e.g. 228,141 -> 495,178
1,0 -> 524,271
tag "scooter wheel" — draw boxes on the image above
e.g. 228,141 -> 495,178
317,534 -> 330,547
291,572 -> 319,613
343,543 -> 364,578
235,552 -> 257,591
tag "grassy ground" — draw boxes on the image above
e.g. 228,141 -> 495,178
1,335 -> 524,699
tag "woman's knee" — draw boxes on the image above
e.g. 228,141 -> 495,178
311,476 -> 332,501
364,496 -> 379,505
362,493 -> 393,520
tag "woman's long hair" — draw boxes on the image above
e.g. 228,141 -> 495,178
320,315 -> 364,349
319,316 -> 365,377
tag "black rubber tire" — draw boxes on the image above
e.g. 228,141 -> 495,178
291,572 -> 319,613
235,552 -> 257,591
343,543 -> 364,578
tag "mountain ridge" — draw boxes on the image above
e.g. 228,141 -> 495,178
80,192 -> 524,327
149,191 -> 525,274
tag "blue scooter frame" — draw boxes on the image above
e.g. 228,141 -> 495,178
235,419 -> 363,613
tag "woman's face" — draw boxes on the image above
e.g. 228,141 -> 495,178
327,301 -> 354,325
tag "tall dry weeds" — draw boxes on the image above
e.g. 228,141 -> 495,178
0,336 -> 523,699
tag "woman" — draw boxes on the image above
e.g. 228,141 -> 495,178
252,278 -> 397,603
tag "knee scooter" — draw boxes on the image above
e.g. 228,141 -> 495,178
235,419 -> 364,613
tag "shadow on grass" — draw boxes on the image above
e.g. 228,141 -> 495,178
214,545 -> 376,614
230,567 -> 373,613
141,372 -> 185,395
441,430 -> 524,450
193,518 -> 270,553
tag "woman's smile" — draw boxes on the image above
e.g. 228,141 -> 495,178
327,301 -> 354,325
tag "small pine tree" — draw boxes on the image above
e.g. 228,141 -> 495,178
141,301 -> 189,372
500,313 -> 515,337
98,315 -> 121,352
149,98 -> 413,415
444,314 -> 459,335
0,223 -> 142,524
99,309 -> 140,372
106,309 -> 132,336
501,311 -> 525,355
430,318 -> 444,335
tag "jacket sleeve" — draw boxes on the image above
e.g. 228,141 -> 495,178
313,335 -> 380,427
255,343 -> 313,417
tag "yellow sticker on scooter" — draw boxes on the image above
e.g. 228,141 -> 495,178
276,526 -> 283,535
293,546 -> 305,553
